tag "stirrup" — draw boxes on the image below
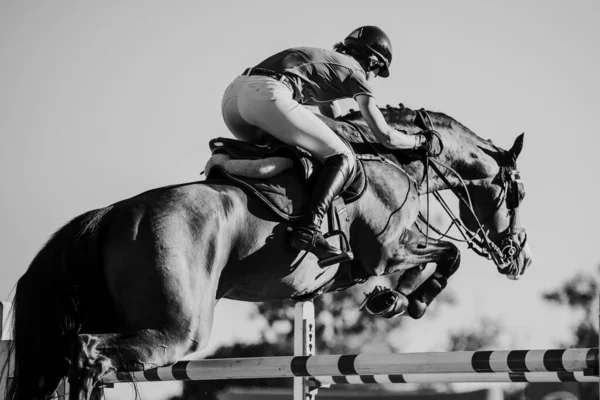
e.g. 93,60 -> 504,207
288,227 -> 354,268
318,229 -> 354,268
317,251 -> 354,268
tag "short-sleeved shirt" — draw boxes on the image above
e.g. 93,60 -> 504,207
253,46 -> 374,106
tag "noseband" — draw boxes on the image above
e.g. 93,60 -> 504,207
488,166 -> 527,275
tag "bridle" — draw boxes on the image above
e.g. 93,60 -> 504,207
420,158 -> 527,277
413,109 -> 527,277
347,109 -> 527,278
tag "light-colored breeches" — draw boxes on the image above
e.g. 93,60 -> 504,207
221,75 -> 355,170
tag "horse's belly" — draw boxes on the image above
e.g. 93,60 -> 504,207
220,253 -> 340,302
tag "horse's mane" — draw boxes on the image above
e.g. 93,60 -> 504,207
336,103 -> 500,151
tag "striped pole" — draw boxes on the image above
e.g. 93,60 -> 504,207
315,371 -> 598,385
103,347 -> 598,383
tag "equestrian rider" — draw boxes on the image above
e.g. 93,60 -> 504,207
221,26 -> 430,265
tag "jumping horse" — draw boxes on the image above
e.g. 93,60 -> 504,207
5,105 -> 532,399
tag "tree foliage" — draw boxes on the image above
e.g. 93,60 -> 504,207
539,264 -> 600,400
542,265 -> 599,348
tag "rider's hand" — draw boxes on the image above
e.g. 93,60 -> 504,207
415,131 -> 442,156
413,134 -> 427,150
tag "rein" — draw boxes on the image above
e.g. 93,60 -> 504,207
341,109 -> 525,277
414,109 -> 525,276
425,159 -> 524,275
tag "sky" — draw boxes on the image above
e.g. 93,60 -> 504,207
0,0 -> 599,398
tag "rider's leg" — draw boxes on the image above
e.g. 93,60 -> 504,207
288,153 -> 353,259
226,75 -> 356,260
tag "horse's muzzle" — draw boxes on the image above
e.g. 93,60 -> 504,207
496,231 -> 532,280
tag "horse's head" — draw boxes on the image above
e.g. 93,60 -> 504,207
382,107 -> 532,279
454,132 -> 532,279
330,105 -> 532,279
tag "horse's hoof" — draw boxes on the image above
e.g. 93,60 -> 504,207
360,286 -> 408,318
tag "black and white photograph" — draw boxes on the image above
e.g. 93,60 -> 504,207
1,1 -> 598,399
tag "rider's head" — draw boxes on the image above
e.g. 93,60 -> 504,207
334,25 -> 393,79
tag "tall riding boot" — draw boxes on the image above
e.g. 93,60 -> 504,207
289,154 -> 353,262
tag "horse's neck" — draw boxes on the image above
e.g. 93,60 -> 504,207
422,129 -> 500,192
326,112 -> 500,193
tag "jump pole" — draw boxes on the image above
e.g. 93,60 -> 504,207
101,298 -> 598,399
315,371 -> 598,385
101,347 -> 598,383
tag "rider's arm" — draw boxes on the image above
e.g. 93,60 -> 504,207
318,102 -> 342,119
355,94 -> 421,150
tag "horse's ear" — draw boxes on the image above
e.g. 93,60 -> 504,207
479,146 -> 503,164
508,133 -> 524,165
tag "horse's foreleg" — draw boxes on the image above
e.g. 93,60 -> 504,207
394,230 -> 460,319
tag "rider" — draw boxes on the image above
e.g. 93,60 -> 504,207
221,25 -> 430,265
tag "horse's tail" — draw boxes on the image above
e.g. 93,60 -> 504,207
5,206 -> 113,400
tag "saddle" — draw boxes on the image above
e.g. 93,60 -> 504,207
204,137 -> 367,265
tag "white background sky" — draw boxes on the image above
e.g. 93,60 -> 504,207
1,1 -> 599,398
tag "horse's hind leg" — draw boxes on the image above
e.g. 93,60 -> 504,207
69,326 -> 206,400
69,243 -> 221,399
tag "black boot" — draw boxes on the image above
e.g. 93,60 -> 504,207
289,154 -> 353,263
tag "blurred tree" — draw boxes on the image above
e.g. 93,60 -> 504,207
542,266 -> 599,348
537,265 -> 600,400
446,317 -> 502,352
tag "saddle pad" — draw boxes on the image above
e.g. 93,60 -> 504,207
207,164 -> 308,221
203,137 -> 367,221
204,153 -> 294,180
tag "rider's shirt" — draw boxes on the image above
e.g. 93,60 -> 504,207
254,46 -> 374,106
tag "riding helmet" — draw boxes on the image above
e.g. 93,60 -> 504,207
343,25 -> 393,77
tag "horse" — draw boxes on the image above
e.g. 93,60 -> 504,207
5,104 -> 532,400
